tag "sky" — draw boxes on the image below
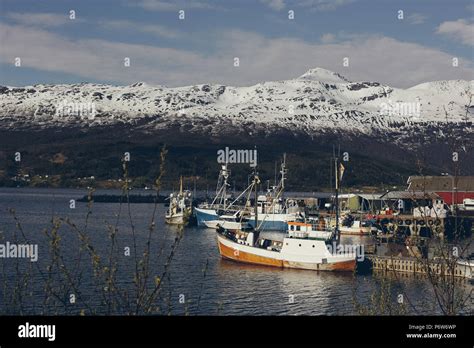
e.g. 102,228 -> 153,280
0,0 -> 473,88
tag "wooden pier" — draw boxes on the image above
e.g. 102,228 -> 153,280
367,255 -> 472,279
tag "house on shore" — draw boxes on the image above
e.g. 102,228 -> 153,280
406,176 -> 474,207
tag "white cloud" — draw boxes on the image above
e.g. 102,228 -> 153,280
132,0 -> 214,11
298,0 -> 355,12
320,33 -> 336,43
260,0 -> 286,11
261,0 -> 354,11
436,19 -> 474,46
407,13 -> 427,25
99,19 -> 181,39
214,31 -> 474,87
0,23 -> 472,88
6,12 -> 83,27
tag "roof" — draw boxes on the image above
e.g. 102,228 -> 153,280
407,176 -> 474,192
338,193 -> 358,199
286,192 -> 332,199
358,193 -> 385,200
381,191 -> 440,200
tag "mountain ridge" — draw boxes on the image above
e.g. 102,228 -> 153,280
0,67 -> 472,153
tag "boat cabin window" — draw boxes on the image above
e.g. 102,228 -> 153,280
296,225 -> 301,231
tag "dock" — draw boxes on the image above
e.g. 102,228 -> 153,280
366,255 -> 472,279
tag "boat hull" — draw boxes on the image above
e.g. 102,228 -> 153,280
217,234 -> 356,272
339,226 -> 371,236
218,237 -> 284,267
165,216 -> 185,225
165,210 -> 191,225
165,214 -> 186,225
203,220 -> 247,230
194,207 -> 218,227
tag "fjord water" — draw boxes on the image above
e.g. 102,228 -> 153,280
0,188 -> 441,315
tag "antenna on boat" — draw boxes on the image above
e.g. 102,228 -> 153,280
256,153 -> 287,231
221,163 -> 229,209
274,160 -> 277,188
251,161 -> 259,233
280,153 -> 287,191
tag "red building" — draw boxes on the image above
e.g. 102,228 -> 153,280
407,176 -> 474,205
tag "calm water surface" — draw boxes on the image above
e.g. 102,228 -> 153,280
0,188 -> 458,315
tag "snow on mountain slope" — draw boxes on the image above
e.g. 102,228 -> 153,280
0,68 -> 472,140
297,67 -> 350,83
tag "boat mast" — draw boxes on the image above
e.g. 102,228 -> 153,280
335,158 -> 339,243
179,176 -> 183,214
334,146 -> 341,244
256,153 -> 286,230
253,165 -> 258,230
224,164 -> 230,210
281,153 -> 286,191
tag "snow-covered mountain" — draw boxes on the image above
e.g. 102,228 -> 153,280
0,67 -> 472,146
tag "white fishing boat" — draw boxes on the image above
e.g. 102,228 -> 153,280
165,177 -> 192,225
197,155 -> 299,231
195,164 -> 246,226
339,219 -> 372,236
216,225 -> 356,271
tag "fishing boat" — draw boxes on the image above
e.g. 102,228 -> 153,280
287,216 -> 335,241
216,226 -> 356,271
165,177 -> 192,225
247,155 -> 301,231
195,164 -> 244,226
339,216 -> 372,236
216,161 -> 357,272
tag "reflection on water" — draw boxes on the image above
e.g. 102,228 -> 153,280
0,188 -> 459,315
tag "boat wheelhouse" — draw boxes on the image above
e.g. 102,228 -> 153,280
287,216 -> 335,241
